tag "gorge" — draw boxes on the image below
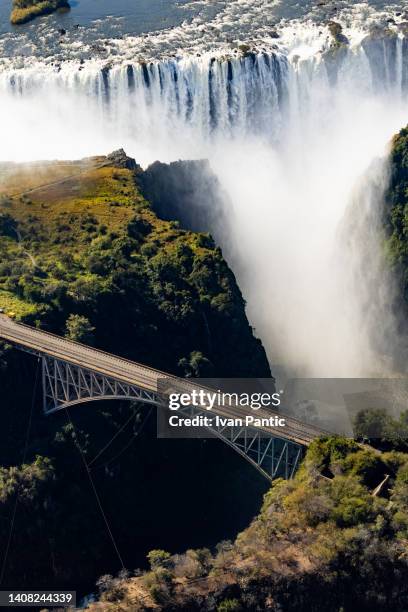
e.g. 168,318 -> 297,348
1,0 -> 408,609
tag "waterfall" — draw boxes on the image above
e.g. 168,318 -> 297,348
0,52 -> 289,159
1,30 -> 408,376
1,33 -> 408,160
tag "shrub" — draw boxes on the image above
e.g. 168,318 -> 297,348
174,548 -> 212,578
143,568 -> 172,605
283,482 -> 333,527
128,215 -> 152,240
342,450 -> 388,488
178,351 -> 214,377
353,408 -> 392,440
147,549 -> 172,570
330,476 -> 374,527
218,599 -> 242,612
65,314 -> 95,345
391,462 -> 408,509
306,436 -> 359,474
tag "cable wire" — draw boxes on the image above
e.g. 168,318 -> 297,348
87,409 -> 139,468
0,356 -> 40,585
91,407 -> 152,471
64,408 -> 125,570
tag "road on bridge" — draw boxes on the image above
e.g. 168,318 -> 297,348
0,315 -> 327,446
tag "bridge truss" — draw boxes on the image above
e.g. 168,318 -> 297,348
38,354 -> 304,482
42,355 -> 162,414
174,403 -> 304,481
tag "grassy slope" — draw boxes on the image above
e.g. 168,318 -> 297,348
0,159 -> 138,318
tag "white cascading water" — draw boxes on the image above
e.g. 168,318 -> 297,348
1,18 -> 408,377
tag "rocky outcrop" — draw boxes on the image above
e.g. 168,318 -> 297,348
107,148 -> 140,171
137,159 -> 230,241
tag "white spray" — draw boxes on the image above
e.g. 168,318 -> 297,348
0,19 -> 407,377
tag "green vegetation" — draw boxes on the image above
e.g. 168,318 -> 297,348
384,125 -> 408,303
0,154 -> 269,377
147,549 -> 172,570
10,0 -> 70,25
65,313 -> 95,344
0,152 -> 271,595
87,436 -> 408,611
217,600 -> 242,612
354,408 -> 408,452
0,289 -> 37,317
0,456 -> 54,504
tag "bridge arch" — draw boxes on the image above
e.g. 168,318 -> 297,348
41,355 -> 304,482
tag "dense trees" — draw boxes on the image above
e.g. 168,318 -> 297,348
0,156 -> 271,595
87,436 -> 408,611
65,314 -> 95,344
384,126 -> 408,307
354,408 -> 408,452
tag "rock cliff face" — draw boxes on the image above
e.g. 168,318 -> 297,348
137,159 -> 231,242
0,152 -> 271,594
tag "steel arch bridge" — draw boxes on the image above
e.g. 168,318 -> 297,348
0,316 -> 324,482
41,355 -> 304,481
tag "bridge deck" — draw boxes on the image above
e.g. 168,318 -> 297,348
0,315 -> 326,446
